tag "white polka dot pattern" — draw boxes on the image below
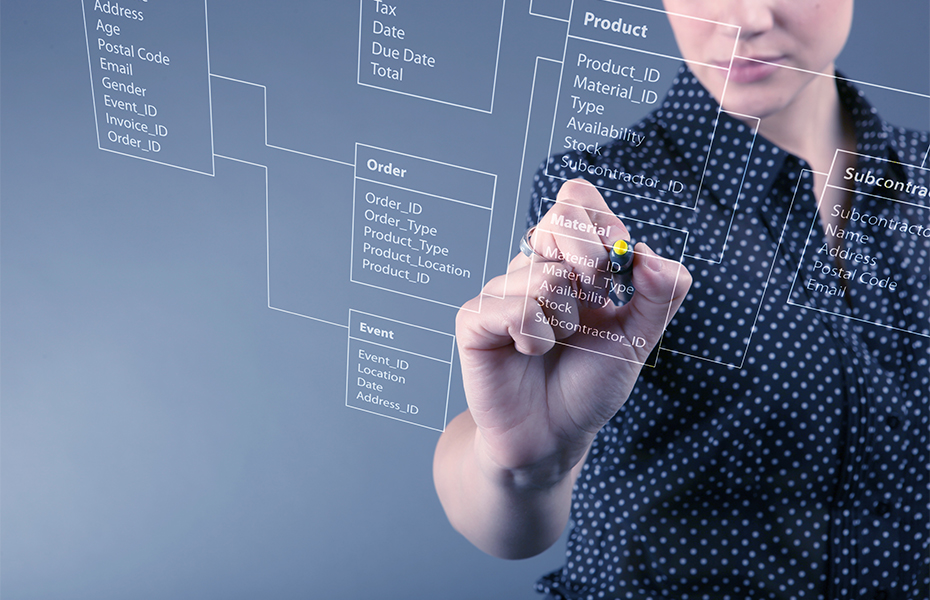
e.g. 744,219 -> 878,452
531,68 -> 930,600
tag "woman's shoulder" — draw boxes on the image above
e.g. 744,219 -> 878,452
839,75 -> 929,167
886,125 -> 930,167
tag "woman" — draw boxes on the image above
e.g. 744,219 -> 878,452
435,1 -> 929,598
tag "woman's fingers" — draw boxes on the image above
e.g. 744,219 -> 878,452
458,264 -> 584,356
464,179 -> 692,366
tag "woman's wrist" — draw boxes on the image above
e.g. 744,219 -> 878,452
472,427 -> 587,494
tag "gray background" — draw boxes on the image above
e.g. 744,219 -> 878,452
2,1 -> 927,599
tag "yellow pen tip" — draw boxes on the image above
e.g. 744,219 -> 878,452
612,239 -> 629,255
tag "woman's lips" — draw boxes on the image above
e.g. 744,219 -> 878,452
721,56 -> 784,84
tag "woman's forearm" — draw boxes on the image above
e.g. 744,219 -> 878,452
433,410 -> 583,560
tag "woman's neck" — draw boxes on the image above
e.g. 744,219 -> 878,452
755,66 -> 856,175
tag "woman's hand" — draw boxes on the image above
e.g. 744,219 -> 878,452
434,179 -> 691,558
456,178 -> 691,483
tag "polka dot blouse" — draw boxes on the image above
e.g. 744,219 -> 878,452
529,67 -> 930,599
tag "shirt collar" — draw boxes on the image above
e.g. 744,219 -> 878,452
837,73 -> 893,159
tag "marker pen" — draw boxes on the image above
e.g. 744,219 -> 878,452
608,239 -> 635,306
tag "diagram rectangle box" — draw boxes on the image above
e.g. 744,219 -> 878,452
519,213 -> 688,365
352,144 -> 494,309
548,0 -> 737,208
357,0 -> 505,112
82,0 -> 214,175
788,151 -> 930,338
346,310 -> 455,431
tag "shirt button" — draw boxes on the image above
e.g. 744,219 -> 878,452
886,415 -> 901,429
875,502 -> 892,517
873,590 -> 888,600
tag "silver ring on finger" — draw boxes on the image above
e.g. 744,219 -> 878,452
520,226 -> 561,262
